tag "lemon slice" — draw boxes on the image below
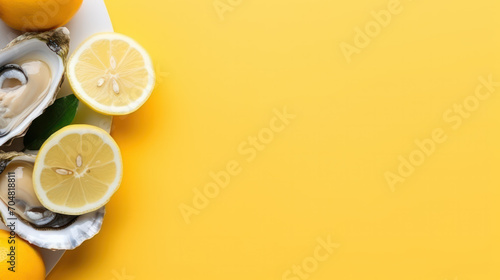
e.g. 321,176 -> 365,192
33,125 -> 123,215
67,33 -> 155,115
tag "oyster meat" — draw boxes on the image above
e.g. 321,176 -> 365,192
0,152 -> 105,250
0,152 -> 75,228
0,27 -> 69,146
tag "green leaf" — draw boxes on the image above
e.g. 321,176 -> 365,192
23,94 -> 79,150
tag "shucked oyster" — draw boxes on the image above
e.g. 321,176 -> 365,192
0,152 -> 75,228
0,28 -> 69,146
0,152 -> 105,250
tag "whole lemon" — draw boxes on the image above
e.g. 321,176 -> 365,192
0,229 -> 45,280
0,0 -> 83,31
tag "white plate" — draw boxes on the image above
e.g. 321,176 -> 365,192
0,0 -> 113,276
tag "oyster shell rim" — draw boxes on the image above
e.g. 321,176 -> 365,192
0,202 -> 105,250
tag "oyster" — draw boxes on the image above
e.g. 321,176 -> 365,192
0,152 -> 105,250
0,28 -> 69,146
0,152 -> 75,227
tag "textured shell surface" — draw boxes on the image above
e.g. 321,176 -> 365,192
0,202 -> 105,250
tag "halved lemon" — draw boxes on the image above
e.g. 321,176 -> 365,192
33,125 -> 123,215
67,33 -> 155,115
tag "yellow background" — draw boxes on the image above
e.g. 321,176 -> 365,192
48,0 -> 500,279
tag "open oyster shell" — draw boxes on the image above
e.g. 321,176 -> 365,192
0,152 -> 105,250
0,28 -> 69,146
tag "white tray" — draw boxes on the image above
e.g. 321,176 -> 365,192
0,0 -> 113,276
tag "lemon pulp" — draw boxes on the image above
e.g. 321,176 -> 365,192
68,33 -> 155,115
33,125 -> 122,215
